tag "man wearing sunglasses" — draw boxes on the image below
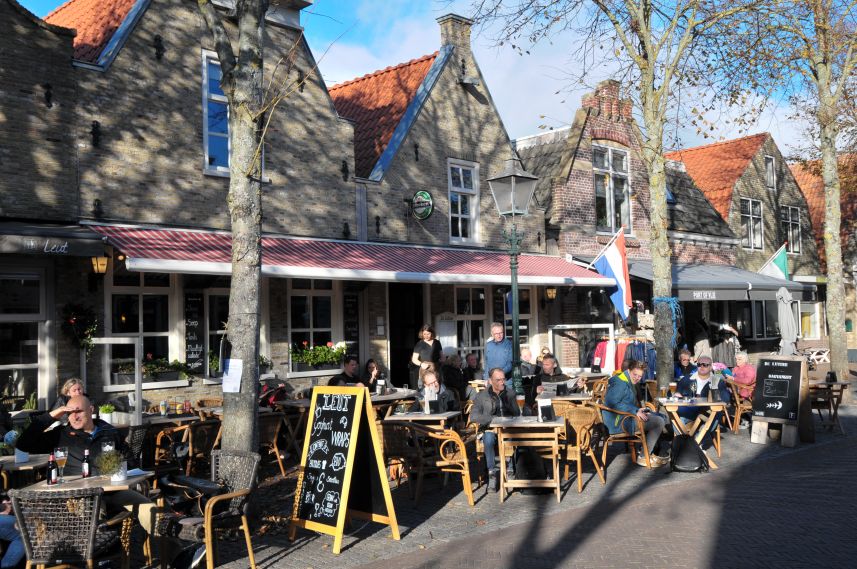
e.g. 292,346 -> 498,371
674,356 -> 730,438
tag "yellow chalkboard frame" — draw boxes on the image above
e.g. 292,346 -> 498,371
289,386 -> 399,554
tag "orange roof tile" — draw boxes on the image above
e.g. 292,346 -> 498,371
329,53 -> 438,178
665,133 -> 769,219
44,0 -> 137,63
790,155 -> 857,270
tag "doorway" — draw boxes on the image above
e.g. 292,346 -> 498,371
388,283 -> 424,387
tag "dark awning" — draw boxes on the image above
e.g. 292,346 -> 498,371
0,222 -> 106,257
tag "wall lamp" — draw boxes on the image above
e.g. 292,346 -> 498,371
90,256 -> 109,274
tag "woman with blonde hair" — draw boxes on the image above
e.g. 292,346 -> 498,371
51,377 -> 86,410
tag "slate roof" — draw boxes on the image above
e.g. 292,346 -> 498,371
514,126 -> 573,211
44,0 -> 137,63
665,163 -> 735,239
665,133 -> 769,219
329,53 -> 438,179
790,156 -> 857,269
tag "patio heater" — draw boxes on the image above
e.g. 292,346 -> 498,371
488,157 -> 538,395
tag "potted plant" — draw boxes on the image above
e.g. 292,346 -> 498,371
290,341 -> 347,371
99,403 -> 115,424
95,450 -> 127,482
259,354 -> 273,375
113,354 -> 190,383
60,303 -> 99,361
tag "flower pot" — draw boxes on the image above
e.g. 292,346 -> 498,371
110,461 -> 128,482
294,362 -> 339,372
100,412 -> 113,424
14,448 -> 29,464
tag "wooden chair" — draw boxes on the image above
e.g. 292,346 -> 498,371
590,379 -> 608,403
497,427 -> 562,503
553,402 -> 606,493
596,404 -> 651,469
725,378 -> 755,433
163,450 -> 260,569
258,412 -> 288,477
10,487 -> 134,569
156,419 -> 222,475
810,383 -> 847,434
378,421 -> 425,498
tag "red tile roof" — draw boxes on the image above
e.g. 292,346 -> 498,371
790,156 -> 857,270
665,133 -> 769,219
44,0 -> 137,63
329,53 -> 438,178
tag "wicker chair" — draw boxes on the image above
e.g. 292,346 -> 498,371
258,412 -> 287,477
10,487 -> 133,569
596,404 -> 652,470
553,402 -> 606,493
725,378 -> 755,433
155,419 -> 222,475
196,397 -> 223,410
167,450 -> 260,569
378,421 -> 425,498
589,379 -> 608,404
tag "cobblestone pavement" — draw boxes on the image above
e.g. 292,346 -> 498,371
208,407 -> 856,569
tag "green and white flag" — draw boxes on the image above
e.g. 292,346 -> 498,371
758,243 -> 789,280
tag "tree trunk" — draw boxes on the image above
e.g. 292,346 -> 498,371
818,99 -> 849,386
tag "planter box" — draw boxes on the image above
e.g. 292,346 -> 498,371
112,371 -> 182,384
294,362 -> 339,373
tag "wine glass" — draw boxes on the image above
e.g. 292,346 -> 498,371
54,447 -> 68,483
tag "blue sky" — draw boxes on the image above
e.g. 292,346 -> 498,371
19,0 -> 804,150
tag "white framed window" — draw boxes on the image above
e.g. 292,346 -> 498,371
780,206 -> 801,254
0,270 -> 44,407
593,145 -> 631,233
105,250 -> 182,388
496,286 -> 533,347
799,301 -> 821,340
740,198 -> 763,250
289,279 -> 336,372
454,286 -> 487,362
765,156 -> 776,190
205,290 -> 229,378
0,272 -> 45,321
203,51 -> 230,175
448,159 -> 479,244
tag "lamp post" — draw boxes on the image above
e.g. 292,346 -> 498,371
488,158 -> 538,396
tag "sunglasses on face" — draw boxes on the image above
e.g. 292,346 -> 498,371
698,363 -> 711,367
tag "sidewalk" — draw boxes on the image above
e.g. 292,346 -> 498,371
214,406 -> 856,569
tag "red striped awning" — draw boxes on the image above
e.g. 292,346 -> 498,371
88,224 -> 613,286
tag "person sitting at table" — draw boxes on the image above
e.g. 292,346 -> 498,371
530,354 -> 586,407
441,354 -> 468,401
410,370 -> 458,413
16,395 -> 202,568
731,351 -> 756,399
462,352 -> 482,383
328,355 -> 363,387
470,368 -> 520,491
674,349 -> 696,382
519,348 -> 538,377
360,358 -> 382,390
51,377 -> 86,410
0,494 -> 24,569
675,355 -> 730,436
602,360 -> 669,467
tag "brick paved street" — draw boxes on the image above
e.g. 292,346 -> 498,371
209,406 -> 857,569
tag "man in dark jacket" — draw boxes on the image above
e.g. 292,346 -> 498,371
529,355 -> 587,406
470,368 -> 520,491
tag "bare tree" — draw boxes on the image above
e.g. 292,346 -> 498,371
473,1 -> 754,387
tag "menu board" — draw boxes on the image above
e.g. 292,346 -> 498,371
184,293 -> 204,375
752,357 -> 803,423
290,387 -> 398,554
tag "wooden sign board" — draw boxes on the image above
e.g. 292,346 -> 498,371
750,355 -> 814,445
289,386 -> 399,554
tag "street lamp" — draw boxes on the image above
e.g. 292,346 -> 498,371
488,157 -> 538,396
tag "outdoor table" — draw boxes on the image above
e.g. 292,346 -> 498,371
25,471 -> 156,493
0,454 -> 51,489
489,416 -> 564,503
275,399 -> 311,457
540,393 -> 592,403
808,381 -> 850,434
142,413 -> 200,426
383,410 -> 460,429
658,398 -> 727,469
371,388 -> 419,418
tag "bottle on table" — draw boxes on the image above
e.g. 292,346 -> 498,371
46,453 -> 58,486
81,449 -> 91,478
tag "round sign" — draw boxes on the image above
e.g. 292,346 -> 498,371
411,190 -> 434,220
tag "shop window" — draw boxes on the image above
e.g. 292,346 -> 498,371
454,286 -> 487,362
0,322 -> 38,409
740,198 -> 763,250
448,159 -> 479,244
593,145 -> 631,234
495,287 -> 533,347
800,302 -> 821,340
206,293 -> 229,377
751,300 -> 780,339
289,279 -> 334,371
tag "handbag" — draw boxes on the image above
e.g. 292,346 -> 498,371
158,474 -> 229,517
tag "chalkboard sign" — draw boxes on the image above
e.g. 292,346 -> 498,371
290,387 -> 398,554
752,357 -> 803,423
343,291 -> 359,356
184,293 -> 204,375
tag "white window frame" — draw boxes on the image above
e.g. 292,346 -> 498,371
798,301 -> 821,340
765,155 -> 776,190
202,50 -> 230,176
447,159 -> 480,245
103,255 -> 185,391
287,279 -> 343,377
592,144 -> 632,234
204,289 -> 230,380
453,285 -> 487,362
0,270 -> 46,321
497,286 -> 535,349
780,205 -> 802,254
740,197 -> 764,251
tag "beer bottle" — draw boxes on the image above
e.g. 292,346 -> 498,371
81,449 -> 91,478
47,453 -> 58,485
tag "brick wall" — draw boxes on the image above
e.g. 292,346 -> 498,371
0,3 -> 78,221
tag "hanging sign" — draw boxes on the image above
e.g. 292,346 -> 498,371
289,386 -> 399,554
411,190 -> 434,220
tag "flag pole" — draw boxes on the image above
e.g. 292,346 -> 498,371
758,241 -> 788,272
587,227 -> 624,270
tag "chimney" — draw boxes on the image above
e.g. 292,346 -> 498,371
437,14 -> 473,52
581,79 -> 632,121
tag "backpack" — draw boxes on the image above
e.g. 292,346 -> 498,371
670,434 -> 709,473
588,423 -> 609,456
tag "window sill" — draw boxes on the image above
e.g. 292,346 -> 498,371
286,369 -> 340,379
103,379 -> 190,392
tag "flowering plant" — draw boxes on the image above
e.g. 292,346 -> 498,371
290,341 -> 347,366
116,353 -> 190,378
711,362 -> 728,372
60,303 -> 99,359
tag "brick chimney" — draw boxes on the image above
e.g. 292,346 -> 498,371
437,13 -> 473,53
582,79 -> 633,121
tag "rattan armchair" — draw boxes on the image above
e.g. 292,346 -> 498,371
9,486 -> 133,569
258,412 -> 288,477
155,419 -> 222,475
553,402 -> 606,493
166,450 -> 261,569
378,421 -> 425,498
596,404 -> 652,470
725,378 -> 755,434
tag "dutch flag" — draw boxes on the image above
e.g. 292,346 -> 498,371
592,231 -> 632,320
